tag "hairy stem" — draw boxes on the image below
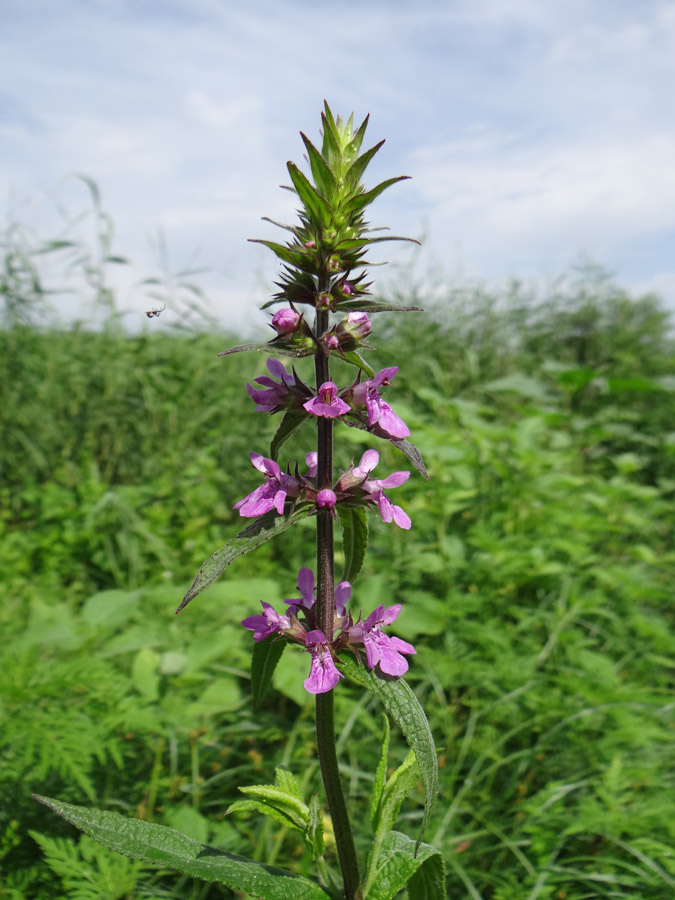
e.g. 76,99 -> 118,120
314,306 -> 361,899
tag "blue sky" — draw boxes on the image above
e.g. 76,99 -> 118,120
2,0 -> 675,330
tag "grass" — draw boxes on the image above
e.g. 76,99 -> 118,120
1,221 -> 674,898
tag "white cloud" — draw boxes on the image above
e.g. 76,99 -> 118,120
1,0 -> 675,329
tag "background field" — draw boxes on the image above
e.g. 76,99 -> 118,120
2,234 -> 675,898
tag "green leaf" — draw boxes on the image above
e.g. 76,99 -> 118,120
342,417 -> 430,480
336,236 -> 419,251
390,437 -> 430,481
344,139 -> 385,187
370,715 -> 390,831
364,832 -> 445,900
304,794 -> 325,860
287,163 -> 331,227
373,750 -> 419,835
270,410 -> 308,461
226,799 -> 302,833
340,351 -> 375,377
345,112 -> 369,158
320,107 -> 341,160
335,299 -> 423,314
236,785 -> 309,830
339,657 -> 437,849
338,506 -> 368,583
275,768 -> 304,802
217,342 -> 313,360
33,796 -> 329,900
248,239 -> 308,269
300,133 -> 337,200
345,176 -> 410,214
177,505 -> 315,613
251,638 -> 287,710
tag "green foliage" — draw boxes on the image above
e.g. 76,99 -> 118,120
34,796 -> 329,900
2,223 -> 674,898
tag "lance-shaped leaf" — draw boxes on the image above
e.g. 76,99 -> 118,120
251,638 -> 286,710
300,133 -> 337,201
305,795 -> 325,860
336,235 -> 420,251
342,416 -> 430,480
232,784 -> 309,831
339,351 -> 375,377
345,176 -> 411,214
248,239 -> 310,270
33,796 -> 329,900
370,715 -> 390,831
345,111 -> 369,159
364,831 -> 445,900
177,505 -> 314,613
344,139 -> 385,188
335,299 -> 423,314
320,106 -> 342,160
338,506 -> 368,584
339,657 -> 437,850
218,342 -> 314,359
287,163 -> 332,228
270,410 -> 308,461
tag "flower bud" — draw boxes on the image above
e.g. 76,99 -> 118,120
316,488 -> 337,509
272,308 -> 302,334
321,333 -> 339,352
337,312 -> 371,345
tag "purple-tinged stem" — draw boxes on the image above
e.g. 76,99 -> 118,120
314,305 -> 361,900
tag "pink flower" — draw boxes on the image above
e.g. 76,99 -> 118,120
284,569 -> 351,619
352,367 -> 410,439
246,358 -> 296,413
234,452 -> 301,517
350,604 -> 416,675
271,308 -> 301,334
284,567 -> 316,615
304,630 -> 342,694
305,451 -> 318,479
317,488 -> 337,509
335,580 -> 351,617
303,382 -> 350,419
241,601 -> 291,642
337,449 -> 411,529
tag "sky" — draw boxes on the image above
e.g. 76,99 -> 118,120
2,0 -> 675,332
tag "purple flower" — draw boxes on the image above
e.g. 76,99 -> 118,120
284,567 -> 316,615
352,367 -> 410,439
241,601 -> 291,642
317,488 -> 337,509
304,630 -> 342,694
234,452 -> 301,517
345,449 -> 411,530
272,308 -> 301,334
305,451 -> 318,479
303,382 -> 350,419
246,359 -> 296,413
335,580 -> 351,617
350,604 -> 416,675
284,569 -> 351,619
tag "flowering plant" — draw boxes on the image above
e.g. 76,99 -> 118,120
35,104 -> 443,900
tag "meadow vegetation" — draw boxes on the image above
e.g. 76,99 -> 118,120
1,213 -> 674,898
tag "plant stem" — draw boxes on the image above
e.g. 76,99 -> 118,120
314,306 -> 362,900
